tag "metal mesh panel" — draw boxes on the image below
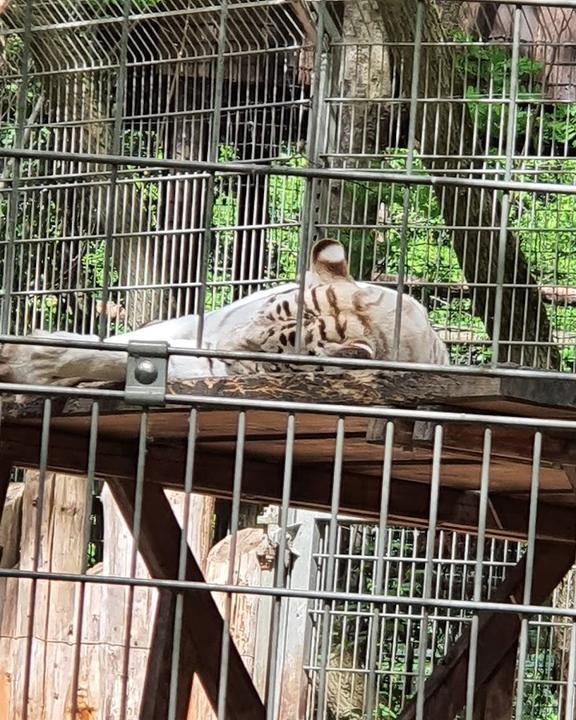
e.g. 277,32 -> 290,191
1,2 -> 576,720
307,522 -> 576,719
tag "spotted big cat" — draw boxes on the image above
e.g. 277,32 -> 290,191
0,239 -> 449,386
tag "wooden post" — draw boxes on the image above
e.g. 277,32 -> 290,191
187,527 -> 276,720
0,481 -> 24,718
473,643 -> 518,720
398,539 -> 576,720
105,477 -> 266,720
8,471 -> 90,719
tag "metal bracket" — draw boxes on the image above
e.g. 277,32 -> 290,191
124,341 -> 168,406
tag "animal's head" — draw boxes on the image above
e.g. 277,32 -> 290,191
224,239 -> 387,366
219,237 -> 447,370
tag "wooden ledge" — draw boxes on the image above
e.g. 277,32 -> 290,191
2,369 -> 576,421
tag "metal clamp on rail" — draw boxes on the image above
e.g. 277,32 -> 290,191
124,341 -> 168,406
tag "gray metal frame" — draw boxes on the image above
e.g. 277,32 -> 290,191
1,1 -> 576,719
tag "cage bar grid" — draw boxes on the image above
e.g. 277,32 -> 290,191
1,1 -> 576,719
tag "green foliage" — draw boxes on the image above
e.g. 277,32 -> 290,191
82,241 -> 119,293
205,147 -> 305,311
267,152 -> 306,279
332,36 -> 576,370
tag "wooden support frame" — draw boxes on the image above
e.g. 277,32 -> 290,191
472,643 -> 517,720
398,539 -> 576,720
1,423 -> 576,543
105,477 -> 266,720
139,589 -> 182,720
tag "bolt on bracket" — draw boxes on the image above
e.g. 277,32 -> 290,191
124,341 -> 168,406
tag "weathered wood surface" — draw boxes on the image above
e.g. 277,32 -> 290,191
3,369 -> 576,421
398,539 -> 576,720
0,473 -> 225,719
105,477 -> 265,720
188,528 -> 273,720
7,471 -> 89,720
142,491 -> 215,720
0,482 -> 24,719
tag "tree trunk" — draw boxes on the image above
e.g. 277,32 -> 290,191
327,0 -> 391,279
375,0 -> 559,369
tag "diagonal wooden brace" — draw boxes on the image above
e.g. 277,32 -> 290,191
398,539 -> 576,720
106,477 -> 265,720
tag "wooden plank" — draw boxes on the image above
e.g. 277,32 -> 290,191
398,540 -> 576,720
473,643 -> 517,720
10,471 -> 89,720
105,477 -> 266,720
188,528 -> 275,720
3,369 -> 576,422
142,492 -> 215,720
0,481 -> 24,720
1,423 -> 576,543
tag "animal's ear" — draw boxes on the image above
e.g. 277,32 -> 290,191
309,238 -> 352,283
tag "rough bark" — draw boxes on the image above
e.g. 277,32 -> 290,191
376,0 -> 559,369
327,0 -> 391,278
1,4 -> 186,330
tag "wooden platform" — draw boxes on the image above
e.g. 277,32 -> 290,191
3,369 -> 576,544
3,368 -> 576,720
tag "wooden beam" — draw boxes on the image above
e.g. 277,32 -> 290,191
139,590 -> 184,720
106,477 -> 266,720
4,368 -> 576,420
1,423 -> 576,543
473,643 -> 517,720
398,540 -> 576,720
371,419 -> 576,470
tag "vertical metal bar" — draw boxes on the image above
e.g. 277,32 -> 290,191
490,4 -> 521,366
415,423 -> 443,720
515,430 -> 542,720
168,409 -> 198,720
217,411 -> 246,720
564,622 -> 576,720
465,428 -> 492,720
392,0 -> 424,360
196,0 -> 229,343
294,0 -> 326,354
70,402 -> 100,720
98,0 -> 132,340
365,420 -> 395,718
1,0 -> 33,333
119,411 -> 148,720
21,398 -> 51,720
265,413 -> 296,719
316,417 -> 345,720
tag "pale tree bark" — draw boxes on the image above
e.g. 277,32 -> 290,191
1,3 -> 188,330
327,0 -> 391,280
374,0 -> 559,369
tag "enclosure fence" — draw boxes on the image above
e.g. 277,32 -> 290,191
1,1 -> 576,720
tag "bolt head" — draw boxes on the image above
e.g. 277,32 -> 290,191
135,359 -> 158,385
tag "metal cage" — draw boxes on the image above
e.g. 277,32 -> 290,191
1,1 -> 576,720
